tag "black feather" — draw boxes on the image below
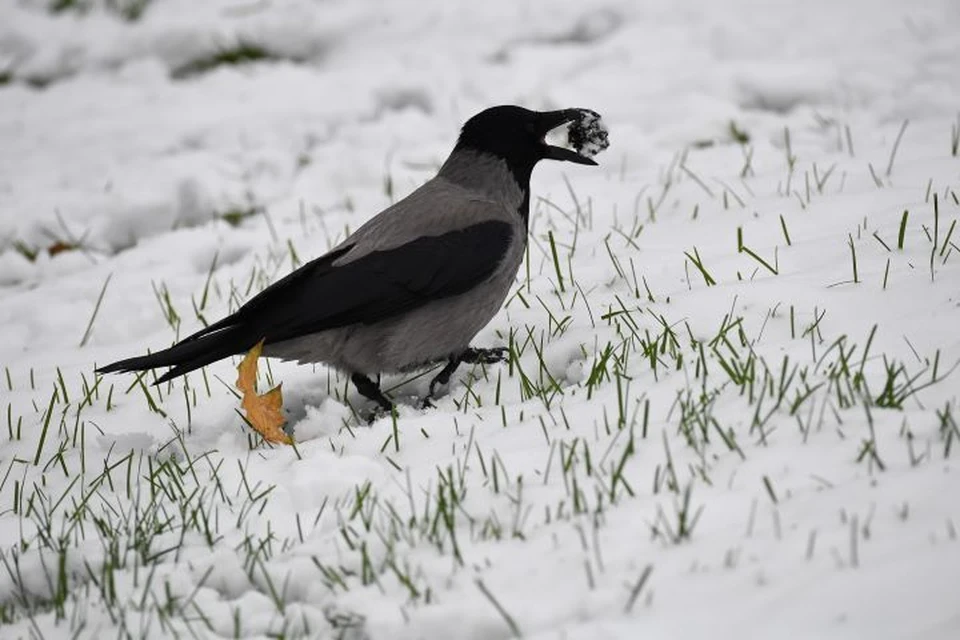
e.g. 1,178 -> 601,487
250,220 -> 513,341
97,221 -> 514,383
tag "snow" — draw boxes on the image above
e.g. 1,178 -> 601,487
566,109 -> 609,159
1,0 -> 959,638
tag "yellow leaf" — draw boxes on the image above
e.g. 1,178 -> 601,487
236,340 -> 292,445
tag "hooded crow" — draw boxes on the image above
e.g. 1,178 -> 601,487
98,105 -> 604,411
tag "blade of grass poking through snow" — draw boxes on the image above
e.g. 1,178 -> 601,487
681,163 -> 714,198
848,234 -> 859,284
898,210 -> 909,249
939,219 -> 956,258
737,227 -> 778,275
868,163 -> 883,188
475,579 -> 522,637
79,273 -> 112,347
783,126 -> 796,172
762,476 -> 778,504
684,247 -> 716,286
845,124 -> 855,157
929,193 -> 940,281
192,250 -> 219,325
547,230 -> 565,292
812,162 -> 836,194
624,564 -> 654,613
872,231 -> 891,252
740,144 -> 754,177
885,120 -> 909,177
779,215 -> 792,246
33,388 -> 57,465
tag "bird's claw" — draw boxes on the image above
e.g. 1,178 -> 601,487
419,347 -> 508,410
463,346 -> 509,365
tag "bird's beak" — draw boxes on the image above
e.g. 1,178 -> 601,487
538,109 -> 599,166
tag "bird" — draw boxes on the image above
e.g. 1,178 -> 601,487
97,105 -> 601,412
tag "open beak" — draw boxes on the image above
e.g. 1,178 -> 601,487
538,109 -> 598,166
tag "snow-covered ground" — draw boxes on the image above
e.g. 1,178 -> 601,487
2,0 -> 959,637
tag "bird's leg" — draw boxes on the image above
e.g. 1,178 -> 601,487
351,373 -> 394,413
422,356 -> 463,409
421,347 -> 510,409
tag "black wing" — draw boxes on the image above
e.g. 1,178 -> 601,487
98,220 -> 514,382
233,219 -> 514,341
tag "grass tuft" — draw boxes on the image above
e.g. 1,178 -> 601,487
49,0 -> 152,22
172,41 -> 296,80
217,204 -> 264,228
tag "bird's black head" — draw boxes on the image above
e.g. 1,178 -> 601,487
453,105 -> 598,185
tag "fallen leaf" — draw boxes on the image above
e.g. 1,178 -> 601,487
236,340 -> 292,444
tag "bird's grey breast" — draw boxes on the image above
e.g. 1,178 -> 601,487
363,218 -> 525,373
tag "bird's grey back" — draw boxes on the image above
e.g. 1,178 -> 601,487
334,151 -> 525,263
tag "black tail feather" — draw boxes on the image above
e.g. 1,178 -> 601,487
97,325 -> 255,384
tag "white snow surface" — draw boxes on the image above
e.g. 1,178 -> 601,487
1,0 -> 960,638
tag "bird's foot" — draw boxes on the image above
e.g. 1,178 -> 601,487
420,347 -> 509,409
421,356 -> 461,410
351,373 -> 394,420
461,346 -> 509,365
